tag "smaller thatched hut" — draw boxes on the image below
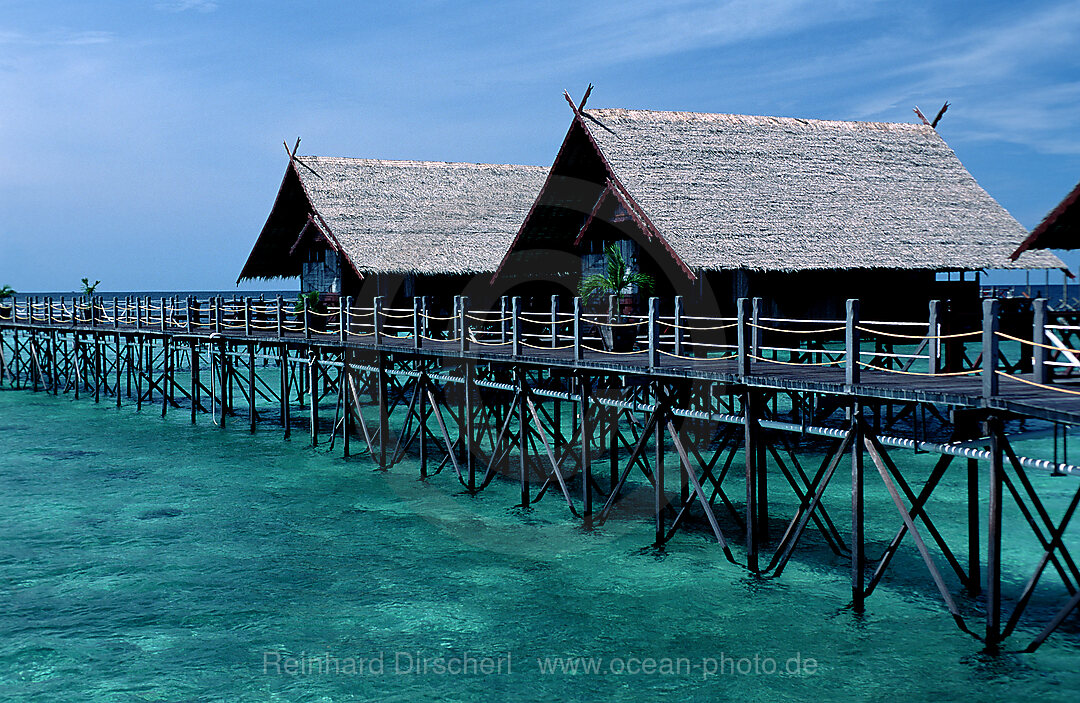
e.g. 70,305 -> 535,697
239,156 -> 547,305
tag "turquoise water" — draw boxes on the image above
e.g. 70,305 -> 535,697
1,390 -> 1079,702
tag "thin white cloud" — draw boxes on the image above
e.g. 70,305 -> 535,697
496,0 -> 879,75
155,0 -> 219,12
844,1 -> 1080,153
0,29 -> 114,46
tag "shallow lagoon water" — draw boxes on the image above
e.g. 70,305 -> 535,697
1,391 -> 1078,702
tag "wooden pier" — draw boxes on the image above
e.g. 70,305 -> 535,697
3,293 -> 1080,654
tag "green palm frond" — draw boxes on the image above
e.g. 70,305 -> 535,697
0,284 -> 15,300
578,244 -> 654,301
80,278 -> 101,296
295,291 -> 327,314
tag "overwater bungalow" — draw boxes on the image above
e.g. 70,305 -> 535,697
238,156 -> 547,306
491,103 -> 1066,320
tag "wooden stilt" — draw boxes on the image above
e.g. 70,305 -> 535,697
581,374 -> 593,528
519,369 -> 529,507
852,405 -> 865,611
744,389 -> 760,571
248,343 -> 256,433
986,417 -> 1004,652
309,348 -> 319,446
968,456 -> 981,595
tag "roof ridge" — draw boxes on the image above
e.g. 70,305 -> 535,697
582,107 -> 933,132
294,155 -> 547,170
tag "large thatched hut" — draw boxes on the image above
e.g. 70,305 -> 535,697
239,155 -> 547,305
492,105 -> 1065,319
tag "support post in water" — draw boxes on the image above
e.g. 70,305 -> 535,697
986,417 -> 1004,652
851,405 -> 865,611
580,373 -> 592,527
744,387 -> 760,571
309,348 -> 319,446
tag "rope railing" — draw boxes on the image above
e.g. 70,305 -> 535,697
998,372 -> 1080,395
998,330 -> 1079,355
3,293 -> 1072,399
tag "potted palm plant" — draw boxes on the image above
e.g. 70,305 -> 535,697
578,243 -> 654,351
80,278 -> 100,323
295,291 -> 328,331
0,284 -> 15,321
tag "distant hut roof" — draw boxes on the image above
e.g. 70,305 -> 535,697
1010,181 -> 1080,260
507,107 -> 1062,273
239,157 -> 548,281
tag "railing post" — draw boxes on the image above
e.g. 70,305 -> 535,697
459,296 -> 470,352
244,297 -> 252,336
47,297 -> 54,325
648,296 -> 660,368
373,296 -> 384,344
551,294 -> 559,348
160,297 -> 167,333
303,297 -> 311,340
185,297 -> 193,334
136,297 -> 143,331
343,296 -> 353,343
90,296 -> 97,327
275,295 -> 283,338
573,297 -> 583,361
214,297 -> 222,334
674,295 -> 685,357
113,297 -> 120,330
846,299 -> 860,387
928,300 -> 941,374
737,297 -> 750,377
1034,297 -> 1048,385
500,296 -> 509,344
983,298 -> 1000,399
413,296 -> 423,349
452,296 -> 460,342
421,297 -> 429,340
512,296 -> 522,357
751,297 -> 762,357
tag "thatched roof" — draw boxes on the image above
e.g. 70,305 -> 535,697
239,157 -> 547,280
570,108 -> 1064,273
1011,181 -> 1080,260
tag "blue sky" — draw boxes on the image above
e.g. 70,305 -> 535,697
2,0 -> 1079,292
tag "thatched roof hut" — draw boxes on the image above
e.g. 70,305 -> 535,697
1011,180 -> 1080,260
239,156 -> 548,291
496,107 -> 1064,279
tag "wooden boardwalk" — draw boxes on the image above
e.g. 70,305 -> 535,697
3,295 -> 1080,653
